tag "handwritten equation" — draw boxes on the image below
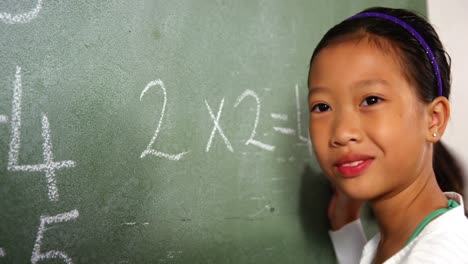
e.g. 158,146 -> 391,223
1,69 -> 310,262
139,79 -> 311,161
1,3 -> 312,261
1,66 -> 80,263
1,3 -> 68,259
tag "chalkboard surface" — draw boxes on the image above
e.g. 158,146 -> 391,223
0,1 -> 425,263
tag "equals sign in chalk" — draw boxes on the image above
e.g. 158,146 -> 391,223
0,115 -> 8,124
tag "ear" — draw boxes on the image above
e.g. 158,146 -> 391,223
426,96 -> 450,142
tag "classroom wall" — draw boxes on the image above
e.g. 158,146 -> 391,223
427,0 -> 468,194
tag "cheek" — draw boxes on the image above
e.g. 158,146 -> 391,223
309,118 -> 330,164
365,114 -> 399,143
366,107 -> 426,162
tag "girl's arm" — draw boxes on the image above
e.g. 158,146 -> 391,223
328,187 -> 366,264
329,219 -> 367,264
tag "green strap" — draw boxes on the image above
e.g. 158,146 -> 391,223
404,199 -> 459,246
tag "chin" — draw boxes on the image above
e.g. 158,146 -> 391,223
346,191 -> 376,201
338,180 -> 382,201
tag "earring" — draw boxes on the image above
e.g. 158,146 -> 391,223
432,132 -> 437,137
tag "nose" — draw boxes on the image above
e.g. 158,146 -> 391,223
330,109 -> 363,147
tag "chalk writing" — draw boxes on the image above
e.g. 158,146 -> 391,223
123,222 -> 149,226
0,0 -> 43,24
7,66 -> 23,170
158,250 -> 183,263
270,113 -> 288,121
205,98 -> 233,152
271,112 -> 295,135
273,126 -> 295,135
234,90 -> 275,152
31,209 -> 79,264
248,196 -> 274,218
295,84 -> 309,143
7,66 -> 76,202
0,115 -> 7,124
0,248 -> 4,257
134,82 -> 312,158
140,79 -> 188,161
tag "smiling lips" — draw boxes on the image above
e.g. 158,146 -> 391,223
334,154 -> 374,178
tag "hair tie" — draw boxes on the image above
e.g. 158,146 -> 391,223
348,12 -> 443,97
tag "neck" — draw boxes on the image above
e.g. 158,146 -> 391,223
369,169 -> 447,260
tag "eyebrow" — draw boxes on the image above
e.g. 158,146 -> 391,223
308,79 -> 389,100
352,79 -> 390,89
307,87 -> 326,101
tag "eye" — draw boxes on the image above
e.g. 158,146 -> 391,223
311,103 -> 331,113
361,96 -> 382,107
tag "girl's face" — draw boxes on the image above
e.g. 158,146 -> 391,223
308,38 -> 433,201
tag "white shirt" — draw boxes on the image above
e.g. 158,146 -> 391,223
329,192 -> 468,263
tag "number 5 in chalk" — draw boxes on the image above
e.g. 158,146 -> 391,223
31,209 -> 79,264
140,79 -> 188,161
0,0 -> 43,24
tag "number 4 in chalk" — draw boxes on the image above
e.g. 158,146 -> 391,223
140,79 -> 188,161
7,66 -> 76,202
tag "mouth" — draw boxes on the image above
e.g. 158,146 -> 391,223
334,156 -> 374,178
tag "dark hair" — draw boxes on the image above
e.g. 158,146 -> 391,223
309,7 -> 465,195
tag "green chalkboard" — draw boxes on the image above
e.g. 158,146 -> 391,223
0,1 -> 425,263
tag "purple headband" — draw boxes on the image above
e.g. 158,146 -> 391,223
348,12 -> 443,97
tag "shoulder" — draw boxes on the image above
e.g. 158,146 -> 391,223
404,233 -> 468,263
404,204 -> 468,262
